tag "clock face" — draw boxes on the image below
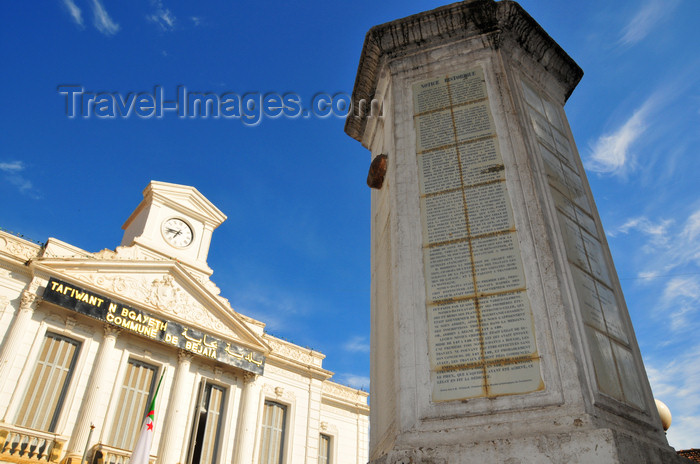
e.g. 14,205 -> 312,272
162,218 -> 193,248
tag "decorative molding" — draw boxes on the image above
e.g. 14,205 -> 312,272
0,234 -> 41,261
103,325 -> 121,338
263,384 -> 295,403
242,371 -> 257,383
178,350 -> 194,364
68,272 -> 239,339
266,337 -> 323,368
65,316 -> 77,331
19,291 -> 38,312
93,248 -> 119,260
319,421 -> 338,436
322,381 -> 369,406
91,245 -> 213,267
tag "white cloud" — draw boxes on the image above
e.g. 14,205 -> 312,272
335,373 -> 370,391
663,277 -> 700,303
646,345 -> 700,449
147,0 -> 176,31
662,276 -> 700,332
609,216 -> 672,250
668,416 -> 700,451
637,270 -> 660,281
62,0 -> 84,27
0,161 -> 24,172
0,161 -> 39,198
91,0 -> 119,36
618,0 -> 681,46
191,16 -> 203,27
615,217 -> 670,237
676,210 -> 700,269
612,208 -> 700,330
586,102 -> 651,176
343,336 -> 370,353
681,209 -> 700,243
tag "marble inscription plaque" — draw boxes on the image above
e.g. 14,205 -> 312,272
571,266 -> 606,331
522,78 -> 642,409
586,327 -> 623,400
425,242 -> 474,301
612,343 -> 645,408
415,69 -> 542,401
421,191 -> 468,244
419,147 -> 462,194
459,138 -> 503,185
428,299 -> 481,367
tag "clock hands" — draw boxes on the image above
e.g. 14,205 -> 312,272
163,219 -> 192,247
165,227 -> 183,237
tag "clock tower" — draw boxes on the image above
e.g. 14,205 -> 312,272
120,181 -> 227,276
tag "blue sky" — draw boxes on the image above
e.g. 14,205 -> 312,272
1,0 -> 699,450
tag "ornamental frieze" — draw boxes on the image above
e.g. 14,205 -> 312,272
0,235 -> 41,261
266,337 -> 322,367
69,272 -> 238,339
322,381 -> 369,405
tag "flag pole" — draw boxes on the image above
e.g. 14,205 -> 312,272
80,424 -> 95,464
152,371 -> 165,405
130,370 -> 166,464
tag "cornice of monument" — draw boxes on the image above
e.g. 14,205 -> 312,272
344,0 -> 584,142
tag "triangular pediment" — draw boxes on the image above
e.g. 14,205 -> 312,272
33,256 -> 268,354
123,181 -> 227,230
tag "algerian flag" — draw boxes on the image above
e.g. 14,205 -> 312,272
130,372 -> 165,464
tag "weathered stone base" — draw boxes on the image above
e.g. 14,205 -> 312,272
370,429 -> 693,464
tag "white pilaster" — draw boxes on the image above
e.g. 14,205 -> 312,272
304,378 -> 322,464
234,374 -> 261,464
157,351 -> 193,464
0,289 -> 39,417
65,325 -> 121,463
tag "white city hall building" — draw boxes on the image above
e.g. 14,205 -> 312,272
0,181 -> 369,464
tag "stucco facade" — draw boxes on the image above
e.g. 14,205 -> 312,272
0,181 -> 368,464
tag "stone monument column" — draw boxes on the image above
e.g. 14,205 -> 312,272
234,374 -> 262,464
64,326 -> 121,464
157,351 -> 193,464
345,1 -> 687,462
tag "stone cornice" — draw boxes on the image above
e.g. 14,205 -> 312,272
322,380 -> 370,413
264,335 -> 333,380
344,0 -> 583,142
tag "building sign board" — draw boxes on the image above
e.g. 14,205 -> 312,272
42,277 -> 264,374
